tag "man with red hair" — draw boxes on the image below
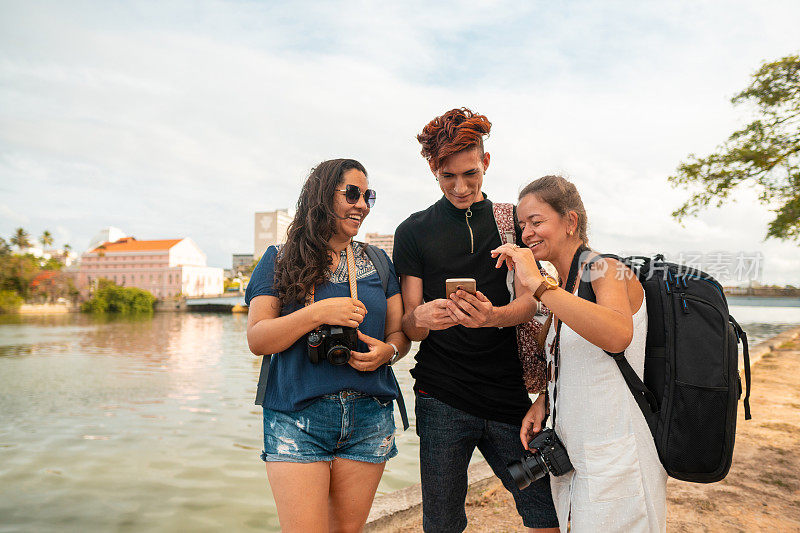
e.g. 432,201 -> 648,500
393,108 -> 558,532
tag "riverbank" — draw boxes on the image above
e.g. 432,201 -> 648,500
17,303 -> 73,314
366,326 -> 800,532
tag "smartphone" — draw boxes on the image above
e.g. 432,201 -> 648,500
445,278 -> 477,299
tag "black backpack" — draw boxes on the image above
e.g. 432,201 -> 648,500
578,254 -> 752,483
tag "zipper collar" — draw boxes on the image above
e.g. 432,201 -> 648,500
438,193 -> 490,219
437,194 -> 489,254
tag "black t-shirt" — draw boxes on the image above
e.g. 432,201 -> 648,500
393,195 -> 531,425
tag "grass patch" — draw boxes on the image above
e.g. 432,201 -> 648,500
668,496 -> 719,512
759,472 -> 798,491
766,445 -> 789,457
697,499 -> 718,512
467,485 -> 502,508
760,422 -> 799,433
667,495 -> 692,506
778,340 -> 799,350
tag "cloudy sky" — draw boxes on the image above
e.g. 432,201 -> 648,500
1,1 -> 799,284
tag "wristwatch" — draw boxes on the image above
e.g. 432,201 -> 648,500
533,274 -> 559,301
388,343 -> 401,365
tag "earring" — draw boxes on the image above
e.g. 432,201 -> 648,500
568,230 -> 574,236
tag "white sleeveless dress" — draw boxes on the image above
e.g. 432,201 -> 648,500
545,293 -> 667,532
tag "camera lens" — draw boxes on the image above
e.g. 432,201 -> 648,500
327,345 -> 350,365
508,452 -> 549,490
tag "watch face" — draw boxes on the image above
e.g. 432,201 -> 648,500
545,275 -> 559,288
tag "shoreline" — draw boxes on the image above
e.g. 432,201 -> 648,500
365,325 -> 800,532
16,303 -> 73,314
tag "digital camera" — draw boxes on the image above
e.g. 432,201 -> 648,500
508,428 -> 574,489
307,325 -> 358,365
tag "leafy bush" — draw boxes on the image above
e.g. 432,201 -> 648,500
82,284 -> 156,314
0,290 -> 24,313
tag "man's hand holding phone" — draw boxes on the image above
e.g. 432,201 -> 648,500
411,299 -> 458,331
445,278 -> 496,328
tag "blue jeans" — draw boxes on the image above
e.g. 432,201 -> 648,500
415,392 -> 558,532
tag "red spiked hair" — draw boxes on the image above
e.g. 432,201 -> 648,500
417,108 -> 492,172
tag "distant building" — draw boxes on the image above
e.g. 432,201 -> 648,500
230,253 -> 254,276
77,236 -> 223,299
254,209 -> 292,260
18,245 -> 78,266
364,232 -> 394,258
232,253 -> 254,271
46,248 -> 78,267
88,227 -> 126,251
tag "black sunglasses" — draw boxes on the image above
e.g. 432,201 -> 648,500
336,184 -> 376,208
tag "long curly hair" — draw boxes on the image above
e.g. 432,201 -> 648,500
417,107 -> 492,172
273,159 -> 367,307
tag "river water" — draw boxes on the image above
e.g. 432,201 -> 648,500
1,304 -> 799,532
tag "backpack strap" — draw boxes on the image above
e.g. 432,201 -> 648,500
728,315 -> 752,420
255,356 -> 270,406
364,243 -> 390,294
491,202 -> 517,245
577,254 -> 659,431
491,202 -> 517,298
363,243 -> 409,431
388,367 -> 410,431
608,353 -> 659,433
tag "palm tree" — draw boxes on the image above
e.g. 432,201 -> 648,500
10,228 -> 31,251
40,230 -> 54,249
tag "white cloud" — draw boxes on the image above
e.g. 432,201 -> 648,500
0,0 -> 798,282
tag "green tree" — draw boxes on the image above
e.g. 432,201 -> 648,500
0,290 -> 24,313
82,282 -> 156,314
670,54 -> 800,240
0,238 -> 10,257
42,257 -> 64,271
0,254 -> 40,299
40,230 -> 54,249
10,228 -> 31,250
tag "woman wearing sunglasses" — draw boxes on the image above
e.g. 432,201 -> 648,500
245,158 -> 410,532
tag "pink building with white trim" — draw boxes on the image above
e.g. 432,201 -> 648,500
77,237 -> 223,298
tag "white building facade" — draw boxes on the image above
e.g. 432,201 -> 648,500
77,236 -> 223,299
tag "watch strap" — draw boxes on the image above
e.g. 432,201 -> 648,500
534,277 -> 556,301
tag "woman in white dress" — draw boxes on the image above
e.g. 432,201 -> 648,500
492,175 -> 667,533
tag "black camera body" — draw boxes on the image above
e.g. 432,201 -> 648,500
508,428 -> 574,490
307,325 -> 358,365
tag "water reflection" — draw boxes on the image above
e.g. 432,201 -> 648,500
0,312 -> 275,531
0,309 -> 796,532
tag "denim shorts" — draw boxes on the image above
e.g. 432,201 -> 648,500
260,390 -> 398,464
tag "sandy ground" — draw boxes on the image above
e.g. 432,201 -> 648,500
385,340 -> 800,532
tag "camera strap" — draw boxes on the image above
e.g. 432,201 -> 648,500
549,244 -> 590,428
305,243 -> 411,431
307,242 -> 358,305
